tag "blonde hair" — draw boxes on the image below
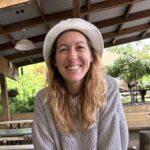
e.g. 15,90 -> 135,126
45,36 -> 107,133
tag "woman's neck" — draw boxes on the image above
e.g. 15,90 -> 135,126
65,81 -> 83,97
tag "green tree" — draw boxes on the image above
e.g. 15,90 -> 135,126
107,54 -> 150,103
107,54 -> 149,84
6,63 -> 46,113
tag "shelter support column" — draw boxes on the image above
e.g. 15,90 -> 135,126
140,130 -> 150,150
0,74 -> 10,121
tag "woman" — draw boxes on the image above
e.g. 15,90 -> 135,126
32,18 -> 129,150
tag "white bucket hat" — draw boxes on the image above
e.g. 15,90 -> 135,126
43,18 -> 104,66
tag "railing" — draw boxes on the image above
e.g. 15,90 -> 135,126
120,88 -> 150,104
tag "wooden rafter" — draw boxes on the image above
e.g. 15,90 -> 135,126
0,8 -> 149,36
105,32 -> 150,48
103,23 -> 150,39
5,48 -> 42,60
1,22 -> 150,55
0,24 -> 17,46
140,21 -> 150,37
35,0 -> 50,30
112,4 -> 134,44
81,0 -> 143,16
94,9 -> 150,28
0,0 -> 149,67
141,30 -> 149,37
0,1 -> 147,36
85,0 -> 91,21
0,0 -> 30,8
16,57 -> 44,67
72,0 -> 80,18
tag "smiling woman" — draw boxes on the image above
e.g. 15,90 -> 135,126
32,18 -> 129,150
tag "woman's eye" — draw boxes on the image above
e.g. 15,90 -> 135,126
77,46 -> 85,50
58,48 -> 67,53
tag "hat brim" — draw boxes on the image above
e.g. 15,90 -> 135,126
43,18 -> 104,66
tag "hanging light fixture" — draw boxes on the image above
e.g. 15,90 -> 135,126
15,38 -> 35,51
15,28 -> 35,51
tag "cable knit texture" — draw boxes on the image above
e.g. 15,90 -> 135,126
32,75 -> 129,150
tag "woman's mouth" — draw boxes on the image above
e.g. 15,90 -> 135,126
66,65 -> 81,70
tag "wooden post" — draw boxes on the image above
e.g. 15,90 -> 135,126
0,74 -> 10,121
139,130 -> 150,150
0,56 -> 18,80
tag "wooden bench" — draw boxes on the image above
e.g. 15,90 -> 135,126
129,125 -> 150,132
0,120 -> 33,129
0,144 -> 34,150
125,111 -> 150,128
0,128 -> 32,143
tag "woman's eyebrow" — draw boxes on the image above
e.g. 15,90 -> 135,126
57,44 -> 67,49
76,41 -> 86,45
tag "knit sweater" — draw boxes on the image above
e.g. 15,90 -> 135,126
32,75 -> 129,150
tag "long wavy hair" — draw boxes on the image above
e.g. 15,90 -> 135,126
45,33 -> 107,133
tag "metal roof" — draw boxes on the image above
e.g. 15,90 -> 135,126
0,0 -> 150,67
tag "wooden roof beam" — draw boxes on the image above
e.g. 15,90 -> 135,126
85,0 -> 91,21
16,57 -> 44,67
35,0 -> 50,30
0,56 -> 18,80
35,0 -> 47,22
5,48 -> 42,60
112,4 -> 134,44
81,0 -> 143,16
140,21 -> 150,37
0,0 -> 30,9
103,23 -> 150,39
0,1 -> 148,35
105,32 -> 150,48
1,22 -> 149,55
0,24 -> 16,45
94,9 -> 150,28
141,30 -> 149,37
72,0 -> 80,18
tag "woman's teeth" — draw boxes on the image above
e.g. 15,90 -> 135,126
67,65 -> 80,70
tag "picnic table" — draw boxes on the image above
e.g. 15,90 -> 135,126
0,120 -> 33,129
0,128 -> 32,137
0,128 -> 32,143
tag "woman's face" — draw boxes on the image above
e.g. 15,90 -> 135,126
55,31 -> 93,86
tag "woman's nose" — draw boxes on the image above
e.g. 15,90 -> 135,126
68,49 -> 78,60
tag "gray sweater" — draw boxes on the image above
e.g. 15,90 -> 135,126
32,76 -> 129,150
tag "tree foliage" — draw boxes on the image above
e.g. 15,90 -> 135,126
5,63 -> 46,113
107,54 -> 150,84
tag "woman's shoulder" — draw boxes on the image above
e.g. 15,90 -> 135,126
35,88 -> 48,102
105,75 -> 119,92
103,75 -> 120,109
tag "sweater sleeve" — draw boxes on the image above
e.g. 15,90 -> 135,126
32,89 -> 56,150
97,76 -> 129,150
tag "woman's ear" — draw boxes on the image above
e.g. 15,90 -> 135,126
54,63 -> 57,67
54,60 -> 57,67
91,54 -> 93,62
90,51 -> 94,62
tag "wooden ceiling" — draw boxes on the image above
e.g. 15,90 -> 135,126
0,0 -> 150,76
